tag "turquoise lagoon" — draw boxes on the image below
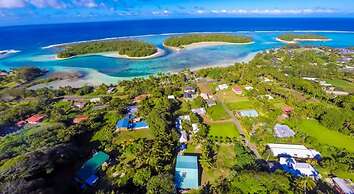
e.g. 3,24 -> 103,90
1,31 -> 354,85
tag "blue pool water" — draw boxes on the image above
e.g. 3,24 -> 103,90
1,18 -> 354,81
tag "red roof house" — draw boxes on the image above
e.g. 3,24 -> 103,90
26,114 -> 46,124
16,120 -> 26,128
73,115 -> 89,124
232,86 -> 243,95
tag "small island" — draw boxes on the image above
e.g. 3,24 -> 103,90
57,40 -> 161,59
276,34 -> 331,44
163,34 -> 254,51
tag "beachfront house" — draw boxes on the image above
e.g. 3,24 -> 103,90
26,114 -> 46,125
266,144 -> 321,160
274,124 -> 295,138
331,177 -> 354,194
232,86 -> 242,95
216,84 -> 228,91
237,109 -> 259,118
175,155 -> 199,190
191,108 -> 206,117
75,151 -> 109,188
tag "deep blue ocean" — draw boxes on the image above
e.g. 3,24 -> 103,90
1,18 -> 354,86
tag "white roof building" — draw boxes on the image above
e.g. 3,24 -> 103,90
267,144 -> 320,159
244,86 -> 254,91
179,131 -> 188,143
332,177 -> 354,194
192,123 -> 199,133
191,108 -> 206,116
200,93 -> 209,100
168,95 -> 175,100
216,84 -> 228,91
279,157 -> 319,178
90,98 -> 101,103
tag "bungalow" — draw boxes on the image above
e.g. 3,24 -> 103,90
73,115 -> 89,124
216,84 -> 228,91
176,115 -> 191,132
232,86 -> 242,95
75,151 -> 109,188
168,95 -> 175,100
74,101 -> 87,109
274,124 -> 295,138
237,109 -> 259,118
16,120 -> 26,128
191,108 -> 206,117
179,131 -> 188,143
200,93 -> 209,100
107,87 -> 115,94
244,86 -> 254,91
175,155 -> 199,190
116,106 -> 149,131
331,177 -> 354,194
266,144 -> 321,160
90,98 -> 101,103
184,86 -> 196,94
192,123 -> 199,133
206,99 -> 216,107
26,114 -> 46,125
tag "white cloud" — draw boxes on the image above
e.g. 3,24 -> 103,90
0,0 -> 25,8
196,8 -> 336,15
74,0 -> 98,8
28,0 -> 66,9
152,9 -> 170,16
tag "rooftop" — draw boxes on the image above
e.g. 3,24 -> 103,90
274,124 -> 296,138
175,155 -> 199,189
267,144 -> 320,159
76,151 -> 109,185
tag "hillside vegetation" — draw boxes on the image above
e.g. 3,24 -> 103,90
277,33 -> 329,41
164,34 -> 253,48
57,40 -> 157,58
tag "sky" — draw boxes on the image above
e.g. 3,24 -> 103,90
0,0 -> 353,26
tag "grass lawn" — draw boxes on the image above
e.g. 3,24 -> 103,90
202,144 -> 236,184
207,104 -> 230,121
294,119 -> 354,152
217,90 -> 248,102
184,144 -> 202,154
326,79 -> 354,93
113,129 -> 153,144
208,122 -> 240,137
226,100 -> 255,111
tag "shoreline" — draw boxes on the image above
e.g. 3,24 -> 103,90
164,41 -> 254,51
55,48 -> 165,60
276,37 -> 332,44
29,51 -> 260,89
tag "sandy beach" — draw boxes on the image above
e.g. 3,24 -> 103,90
164,41 -> 255,51
276,37 -> 332,44
55,48 -> 165,60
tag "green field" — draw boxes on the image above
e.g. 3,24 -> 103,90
202,144 -> 236,184
296,119 -> 354,152
207,104 -> 230,121
209,122 -> 240,137
326,79 -> 354,93
226,100 -> 255,111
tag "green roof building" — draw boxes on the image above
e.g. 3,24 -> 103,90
75,151 -> 109,187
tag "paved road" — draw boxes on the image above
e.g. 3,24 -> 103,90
216,96 -> 262,159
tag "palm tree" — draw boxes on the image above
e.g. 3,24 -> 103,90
294,177 -> 316,194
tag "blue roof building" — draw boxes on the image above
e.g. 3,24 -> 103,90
238,109 -> 259,117
116,116 -> 129,129
175,155 -> 199,190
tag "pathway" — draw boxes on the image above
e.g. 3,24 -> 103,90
216,95 -> 262,159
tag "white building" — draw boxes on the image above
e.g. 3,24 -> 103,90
216,84 -> 228,91
192,123 -> 199,133
191,108 -> 206,116
179,131 -> 188,143
90,98 -> 101,103
267,144 -> 321,159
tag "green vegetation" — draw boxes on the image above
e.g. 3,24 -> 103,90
226,100 -> 254,111
207,104 -> 230,120
277,33 -> 329,42
164,34 -> 253,48
291,119 -> 354,152
208,122 -> 239,138
113,129 -> 154,144
57,40 -> 157,58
